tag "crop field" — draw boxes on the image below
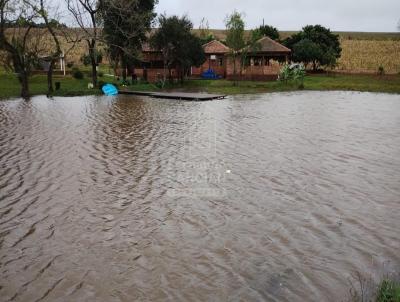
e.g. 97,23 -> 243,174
1,29 -> 399,74
336,39 -> 400,74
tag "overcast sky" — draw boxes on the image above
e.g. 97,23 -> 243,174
155,0 -> 400,32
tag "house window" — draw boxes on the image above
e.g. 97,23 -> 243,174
210,55 -> 217,60
218,57 -> 223,66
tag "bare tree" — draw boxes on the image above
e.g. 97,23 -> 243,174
66,0 -> 99,87
0,0 -> 46,98
31,0 -> 80,94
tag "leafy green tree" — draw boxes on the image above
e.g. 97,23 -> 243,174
225,11 -> 245,85
254,24 -> 279,41
99,0 -> 157,81
151,14 -> 205,84
284,25 -> 341,70
292,39 -> 323,69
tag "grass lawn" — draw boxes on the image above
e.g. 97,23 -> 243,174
1,71 -> 400,99
124,74 -> 400,95
0,73 -> 104,99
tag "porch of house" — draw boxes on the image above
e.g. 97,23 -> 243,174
226,54 -> 289,81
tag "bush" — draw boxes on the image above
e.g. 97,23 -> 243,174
278,63 -> 306,88
66,62 -> 74,68
378,65 -> 385,76
98,71 -> 104,77
80,52 -> 103,66
72,68 -> 84,80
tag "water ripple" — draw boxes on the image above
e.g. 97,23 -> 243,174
0,92 -> 399,301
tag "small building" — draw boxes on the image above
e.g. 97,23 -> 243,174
191,40 -> 230,78
133,36 -> 291,82
226,36 -> 291,81
134,43 -> 178,83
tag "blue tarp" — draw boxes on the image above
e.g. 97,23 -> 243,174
102,84 -> 118,96
201,69 -> 221,79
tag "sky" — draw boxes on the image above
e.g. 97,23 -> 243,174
155,0 -> 400,32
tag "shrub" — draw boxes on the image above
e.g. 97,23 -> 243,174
278,63 -> 306,88
66,62 -> 74,68
72,68 -> 84,80
98,80 -> 106,89
80,52 -> 103,66
378,65 -> 385,76
98,71 -> 104,77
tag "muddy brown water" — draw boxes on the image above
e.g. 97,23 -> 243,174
0,91 -> 399,302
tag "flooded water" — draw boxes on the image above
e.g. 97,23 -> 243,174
0,91 -> 400,302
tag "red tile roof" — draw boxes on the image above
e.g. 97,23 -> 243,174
252,36 -> 291,53
203,40 -> 230,54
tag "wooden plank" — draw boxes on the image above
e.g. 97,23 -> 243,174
118,90 -> 226,101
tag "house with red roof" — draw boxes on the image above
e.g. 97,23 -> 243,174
133,36 -> 291,82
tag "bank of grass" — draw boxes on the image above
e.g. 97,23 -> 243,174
0,72 -> 104,99
125,74 -> 400,95
1,71 -> 400,99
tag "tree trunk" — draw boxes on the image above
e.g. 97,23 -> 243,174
179,66 -> 184,84
88,40 -> 97,87
47,59 -> 56,95
91,59 -> 98,87
163,61 -> 167,85
122,60 -> 127,81
18,72 -> 29,99
168,68 -> 172,84
233,54 -> 237,86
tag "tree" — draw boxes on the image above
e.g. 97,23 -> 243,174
0,0 -> 45,98
66,0 -> 100,87
292,39 -> 323,69
225,11 -> 245,85
32,0 -> 80,95
198,17 -> 214,44
284,25 -> 342,70
99,0 -> 157,81
151,14 -> 205,84
254,24 -> 279,41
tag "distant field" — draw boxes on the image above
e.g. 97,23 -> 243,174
337,39 -> 400,74
198,29 -> 400,41
280,31 -> 400,41
1,29 -> 399,74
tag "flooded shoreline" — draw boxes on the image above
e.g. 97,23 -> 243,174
1,91 -> 399,301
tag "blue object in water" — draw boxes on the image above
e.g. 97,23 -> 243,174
102,84 -> 118,96
201,69 -> 221,79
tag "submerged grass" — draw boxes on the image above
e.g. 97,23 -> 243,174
376,279 -> 400,302
347,272 -> 400,302
1,71 -> 400,99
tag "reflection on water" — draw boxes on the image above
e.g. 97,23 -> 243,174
0,91 -> 400,301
